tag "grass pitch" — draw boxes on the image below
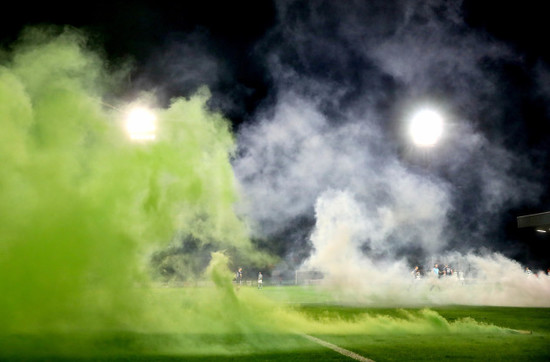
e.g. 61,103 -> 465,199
297,304 -> 550,361
0,285 -> 549,361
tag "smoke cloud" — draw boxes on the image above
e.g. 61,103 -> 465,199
229,0 -> 550,306
233,0 -> 544,264
0,26 -> 264,338
0,17 -> 542,359
304,190 -> 550,307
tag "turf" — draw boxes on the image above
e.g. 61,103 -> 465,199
0,286 -> 549,361
297,304 -> 550,361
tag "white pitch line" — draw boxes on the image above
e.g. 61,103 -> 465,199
509,329 -> 532,335
301,334 -> 375,362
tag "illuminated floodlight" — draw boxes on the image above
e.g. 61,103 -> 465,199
125,107 -> 156,141
409,109 -> 444,147
536,229 -> 547,233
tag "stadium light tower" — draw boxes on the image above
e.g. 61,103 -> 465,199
125,107 -> 157,141
409,108 -> 444,147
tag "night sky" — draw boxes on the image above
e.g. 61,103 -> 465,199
3,1 -> 550,269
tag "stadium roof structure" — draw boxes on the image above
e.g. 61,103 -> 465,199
517,211 -> 550,232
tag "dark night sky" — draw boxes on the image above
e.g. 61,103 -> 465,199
2,1 -> 550,268
2,2 -> 549,120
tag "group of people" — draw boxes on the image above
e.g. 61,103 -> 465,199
433,263 -> 454,277
524,266 -> 550,276
411,264 -> 459,279
412,264 -> 550,280
234,267 -> 263,289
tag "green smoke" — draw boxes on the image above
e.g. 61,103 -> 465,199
0,26 -> 258,336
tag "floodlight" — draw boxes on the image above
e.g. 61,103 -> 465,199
409,109 -> 443,147
125,107 -> 156,141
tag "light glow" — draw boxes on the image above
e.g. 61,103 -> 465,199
409,109 -> 443,147
125,107 -> 156,141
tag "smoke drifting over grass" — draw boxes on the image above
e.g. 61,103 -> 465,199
304,190 -> 550,307
230,0 -> 550,307
2,2 -> 550,358
0,25 -> 520,359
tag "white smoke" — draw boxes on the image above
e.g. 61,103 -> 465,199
303,190 -> 550,307
235,93 -> 451,257
234,0 -> 543,263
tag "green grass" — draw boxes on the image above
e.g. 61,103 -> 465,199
296,304 -> 550,361
1,285 -> 549,361
0,333 -> 347,361
267,286 -> 550,361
